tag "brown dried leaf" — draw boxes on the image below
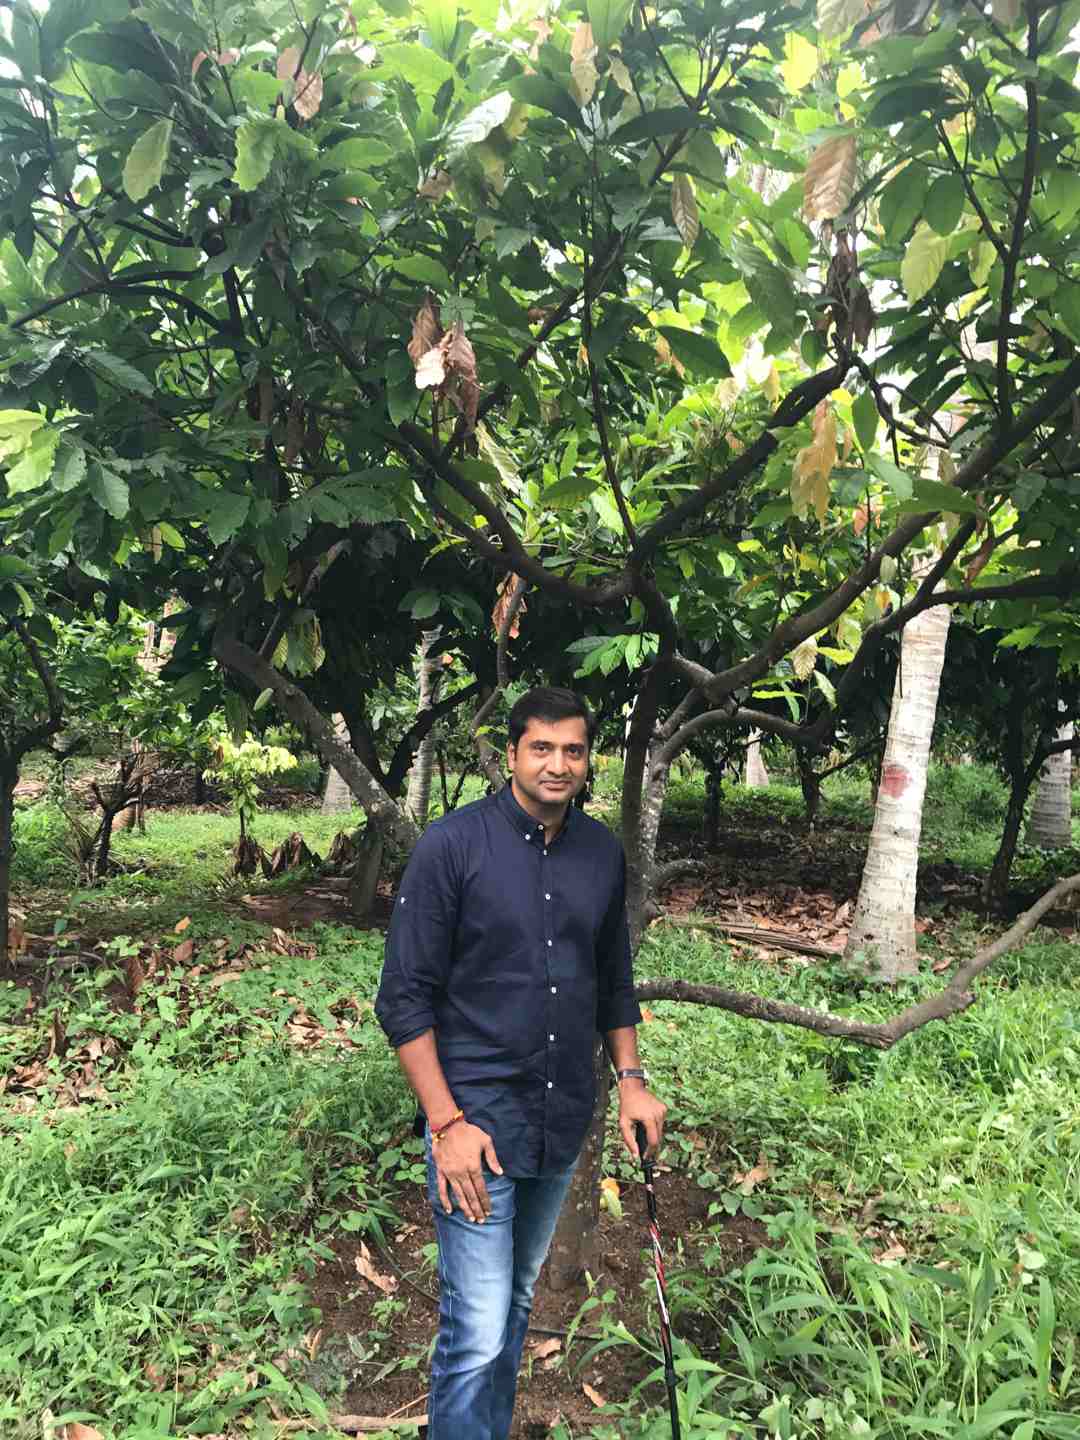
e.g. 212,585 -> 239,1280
191,50 -> 209,79
276,46 -> 301,81
408,296 -> 442,368
582,1382 -> 607,1407
671,174 -> 699,249
414,343 -> 447,391
209,970 -> 247,988
294,70 -> 323,120
355,1242 -> 397,1295
733,1153 -> 771,1194
492,573 -> 525,639
418,169 -> 454,202
803,134 -> 857,222
570,23 -> 598,106
62,1426 -> 105,1440
964,535 -> 994,584
174,916 -> 191,934
446,320 -> 477,383
791,400 -> 837,522
530,1336 -> 562,1360
173,939 -> 194,964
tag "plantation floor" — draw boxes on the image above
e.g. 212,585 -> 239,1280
4,765 -> 1080,1437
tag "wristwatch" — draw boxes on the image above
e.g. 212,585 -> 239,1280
615,1067 -> 648,1084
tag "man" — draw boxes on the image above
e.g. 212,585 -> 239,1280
375,685 -> 667,1440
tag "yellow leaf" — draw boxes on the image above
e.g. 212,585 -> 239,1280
781,32 -> 818,91
803,134 -> 857,222
762,362 -> 780,405
570,23 -> 598,105
791,400 -> 837,522
174,915 -> 191,933
901,222 -> 949,305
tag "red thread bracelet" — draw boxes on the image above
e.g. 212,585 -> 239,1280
431,1109 -> 464,1144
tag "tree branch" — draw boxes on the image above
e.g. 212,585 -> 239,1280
385,679 -> 481,795
636,872 -> 1080,1048
471,575 -> 527,788
9,620 -> 64,758
996,4 -> 1041,424
212,627 -> 419,849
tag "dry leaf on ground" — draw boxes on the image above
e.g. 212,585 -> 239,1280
530,1337 -> 562,1360
582,1382 -> 607,1407
355,1242 -> 397,1294
734,1153 -> 771,1194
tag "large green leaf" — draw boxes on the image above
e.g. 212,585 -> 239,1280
88,461 -> 130,518
122,118 -> 172,203
656,326 -> 732,377
423,0 -> 459,57
508,74 -> 583,128
378,42 -> 455,92
852,389 -> 878,455
924,173 -> 965,236
901,222 -> 948,304
322,138 -> 393,172
233,117 -> 279,192
879,163 -> 928,244
869,454 -> 913,501
83,350 -> 154,397
6,428 -> 59,494
207,490 -> 252,544
51,442 -> 86,494
611,107 -> 701,146
587,0 -> 634,50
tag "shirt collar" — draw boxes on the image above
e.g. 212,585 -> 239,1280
496,782 -> 577,844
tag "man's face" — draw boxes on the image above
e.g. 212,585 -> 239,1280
507,715 -> 590,811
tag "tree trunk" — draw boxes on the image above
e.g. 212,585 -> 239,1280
348,823 -> 385,920
985,783 -> 1030,912
546,1040 -> 610,1291
704,764 -> 721,846
0,769 -> 14,980
1027,723 -> 1074,849
322,714 -> 354,813
796,749 -> 821,828
404,629 -> 443,826
844,591 -> 951,981
745,730 -> 769,788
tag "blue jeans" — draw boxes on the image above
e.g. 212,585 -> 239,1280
424,1133 -> 577,1440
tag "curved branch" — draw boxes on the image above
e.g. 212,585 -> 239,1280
386,679 -> 481,795
9,620 -> 64,758
636,872 -> 1080,1049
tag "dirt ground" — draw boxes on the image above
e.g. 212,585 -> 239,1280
305,1162 -> 769,1437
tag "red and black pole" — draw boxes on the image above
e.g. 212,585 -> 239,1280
635,1121 -> 681,1440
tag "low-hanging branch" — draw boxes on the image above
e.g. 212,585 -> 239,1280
636,871 -> 1080,1049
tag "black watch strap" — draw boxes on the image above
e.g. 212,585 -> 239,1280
616,1067 -> 648,1083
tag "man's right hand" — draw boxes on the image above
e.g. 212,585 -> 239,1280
432,1121 -> 503,1222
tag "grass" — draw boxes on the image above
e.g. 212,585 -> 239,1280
3,762 -> 1080,1437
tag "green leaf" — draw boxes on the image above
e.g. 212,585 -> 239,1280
611,107 -> 701,146
925,173 -> 965,235
1046,167 -> 1080,228
818,0 -> 865,37
122,118 -> 173,203
1058,282 -> 1080,344
6,428 -> 59,494
868,455 -> 913,500
51,442 -> 86,493
852,389 -> 878,454
879,163 -> 928,244
445,91 -> 513,161
88,461 -> 130,518
508,74 -> 583,128
901,222 -> 948,304
656,326 -> 731,377
587,0 -> 634,49
423,0 -> 459,57
909,477 -> 979,513
83,349 -> 154,397
233,117 -> 279,192
322,138 -> 393,172
379,42 -> 455,92
207,490 -> 251,544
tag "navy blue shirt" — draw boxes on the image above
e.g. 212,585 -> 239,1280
375,784 -> 641,1176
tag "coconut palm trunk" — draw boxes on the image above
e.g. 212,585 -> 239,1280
844,591 -> 951,981
745,730 -> 769,788
1027,722 -> 1074,849
321,714 -> 353,813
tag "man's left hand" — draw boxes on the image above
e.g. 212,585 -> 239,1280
617,1083 -> 667,1161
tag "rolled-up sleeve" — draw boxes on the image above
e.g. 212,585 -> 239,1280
375,825 -> 459,1049
595,848 -> 642,1034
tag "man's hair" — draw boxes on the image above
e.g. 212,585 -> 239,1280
508,687 -> 595,749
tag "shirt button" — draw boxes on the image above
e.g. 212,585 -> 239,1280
547,939 -> 552,947
550,985 -> 557,994
547,1081 -> 553,1089
525,833 -> 530,840
543,849 -> 548,856
545,893 -> 551,900
549,1033 -> 555,1041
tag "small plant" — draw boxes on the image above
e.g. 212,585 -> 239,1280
204,733 -> 299,874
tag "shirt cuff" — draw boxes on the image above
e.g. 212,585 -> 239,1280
376,1007 -> 435,1050
598,994 -> 642,1033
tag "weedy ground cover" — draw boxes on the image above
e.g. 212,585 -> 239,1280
2,764 -> 1078,1438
